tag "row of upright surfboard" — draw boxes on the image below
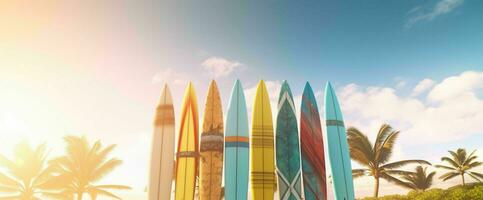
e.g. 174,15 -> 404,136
149,80 -> 354,200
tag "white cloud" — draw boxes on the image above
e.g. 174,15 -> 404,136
412,78 -> 435,96
428,71 -> 483,102
201,57 -> 243,78
151,68 -> 186,85
339,70 -> 483,144
405,0 -> 464,28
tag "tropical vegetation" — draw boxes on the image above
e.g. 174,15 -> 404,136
348,124 -> 431,197
435,148 -> 483,186
49,135 -> 131,200
360,183 -> 483,200
0,136 -> 130,200
0,141 -> 62,199
397,165 -> 436,192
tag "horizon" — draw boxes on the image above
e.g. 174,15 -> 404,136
1,0 -> 482,199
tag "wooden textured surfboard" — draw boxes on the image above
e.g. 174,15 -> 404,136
200,80 -> 224,200
300,82 -> 327,200
224,80 -> 250,200
175,82 -> 199,200
324,82 -> 355,200
250,80 -> 276,200
276,80 -> 303,200
149,84 -> 175,200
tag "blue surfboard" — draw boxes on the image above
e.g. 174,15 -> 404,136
324,82 -> 355,200
224,79 -> 250,200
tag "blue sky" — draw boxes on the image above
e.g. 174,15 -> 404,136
1,0 -> 482,198
156,0 -> 483,83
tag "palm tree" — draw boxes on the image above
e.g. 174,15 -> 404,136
347,124 -> 431,197
49,135 -> 131,200
397,166 -> 436,191
435,148 -> 483,186
0,141 -> 62,199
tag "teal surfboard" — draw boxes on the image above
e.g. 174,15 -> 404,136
224,79 -> 249,200
324,82 -> 355,200
276,81 -> 303,200
300,82 -> 327,200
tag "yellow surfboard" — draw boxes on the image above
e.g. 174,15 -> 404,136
250,80 -> 276,200
175,82 -> 199,200
200,80 -> 224,200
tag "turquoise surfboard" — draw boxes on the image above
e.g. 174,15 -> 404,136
224,79 -> 249,200
324,82 -> 355,200
276,81 -> 303,200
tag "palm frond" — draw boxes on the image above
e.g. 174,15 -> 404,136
463,150 -> 478,166
467,173 -> 482,182
347,127 -> 374,166
32,164 -> 56,188
89,144 -> 116,171
90,159 -> 122,182
381,159 -> 431,169
439,172 -> 460,181
373,124 -> 393,150
435,164 -> 456,171
467,161 -> 482,169
383,169 -> 414,176
0,172 -> 19,188
426,171 -> 436,187
455,148 -> 467,165
380,173 -> 411,189
441,156 -> 460,168
87,188 -> 122,200
352,169 -> 367,179
376,130 -> 399,164
468,171 -> 483,180
93,184 -> 131,190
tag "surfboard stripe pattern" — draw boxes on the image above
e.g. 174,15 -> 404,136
300,82 -> 327,200
276,81 -> 303,200
175,82 -> 199,200
200,80 -> 224,200
224,80 -> 250,200
250,80 -> 276,200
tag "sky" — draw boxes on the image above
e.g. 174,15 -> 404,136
0,0 -> 482,199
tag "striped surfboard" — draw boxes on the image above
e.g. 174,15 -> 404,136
300,82 -> 327,200
250,80 -> 276,200
224,80 -> 250,200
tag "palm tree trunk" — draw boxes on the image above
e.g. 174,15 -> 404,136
374,177 -> 380,197
77,192 -> 83,200
461,173 -> 466,186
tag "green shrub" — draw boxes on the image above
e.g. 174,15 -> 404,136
358,184 -> 483,200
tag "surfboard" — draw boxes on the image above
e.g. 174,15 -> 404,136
149,84 -> 175,200
300,82 -> 327,200
200,80 -> 224,200
250,80 -> 276,200
224,80 -> 250,200
324,82 -> 355,200
276,80 -> 303,200
175,82 -> 199,200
